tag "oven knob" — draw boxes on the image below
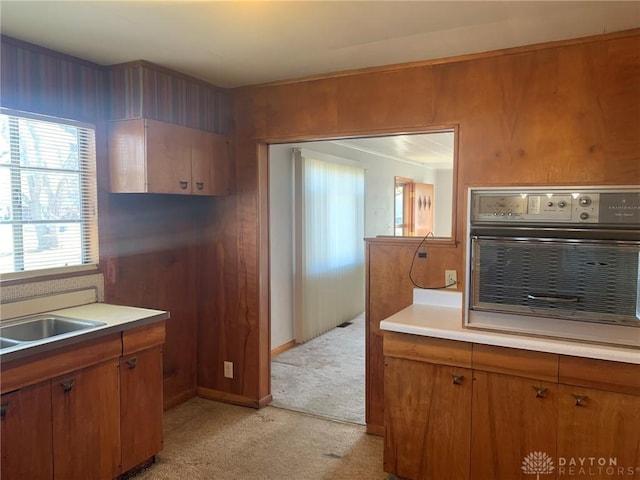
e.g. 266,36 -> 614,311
579,196 -> 592,207
500,212 -> 505,216
580,212 -> 590,221
547,201 -> 554,207
558,201 -> 566,208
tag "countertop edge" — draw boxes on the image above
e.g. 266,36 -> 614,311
380,305 -> 640,365
0,303 -> 169,364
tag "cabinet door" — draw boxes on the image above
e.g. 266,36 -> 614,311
471,371 -> 557,480
557,385 -> 640,479
52,360 -> 121,480
145,119 -> 192,194
191,128 -> 213,195
120,346 -> 164,473
384,357 -> 472,480
1,382 -> 53,480
191,129 -> 230,196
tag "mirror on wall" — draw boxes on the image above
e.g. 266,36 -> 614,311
276,129 -> 456,239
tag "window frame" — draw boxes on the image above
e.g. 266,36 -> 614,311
0,108 -> 99,282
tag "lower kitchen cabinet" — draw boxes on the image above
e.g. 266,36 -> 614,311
471,371 -> 558,480
120,346 -> 164,473
557,385 -> 640,480
384,357 -> 472,480
0,320 -> 166,480
52,360 -> 121,480
0,381 -> 53,479
383,332 -> 640,480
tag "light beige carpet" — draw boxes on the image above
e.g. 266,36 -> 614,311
271,313 -> 365,425
133,397 -> 387,480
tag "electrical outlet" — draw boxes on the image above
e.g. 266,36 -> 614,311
224,361 -> 234,379
445,270 -> 457,288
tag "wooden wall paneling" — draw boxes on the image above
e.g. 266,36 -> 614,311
196,139 -> 270,406
336,66 -> 436,133
266,78 -> 339,139
108,60 -> 233,135
365,238 -> 461,434
0,35 -> 107,122
104,194 -> 199,409
234,86 -> 269,139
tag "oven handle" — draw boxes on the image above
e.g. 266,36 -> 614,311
527,294 -> 580,303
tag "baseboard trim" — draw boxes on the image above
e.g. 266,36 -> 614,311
197,387 -> 272,409
366,423 -> 384,437
271,340 -> 296,358
163,388 -> 197,411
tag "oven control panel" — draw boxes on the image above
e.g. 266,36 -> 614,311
470,187 -> 640,225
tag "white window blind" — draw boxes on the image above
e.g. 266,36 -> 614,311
0,110 -> 98,277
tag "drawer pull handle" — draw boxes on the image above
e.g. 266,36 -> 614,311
452,374 -> 464,385
532,386 -> 547,398
61,380 -> 74,393
572,394 -> 588,406
127,358 -> 138,369
0,403 -> 8,418
179,181 -> 189,189
196,182 -> 204,190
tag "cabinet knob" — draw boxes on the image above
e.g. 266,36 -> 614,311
533,385 -> 547,398
127,357 -> 138,369
452,374 -> 464,385
179,181 -> 189,190
572,394 -> 588,406
61,380 -> 74,393
196,182 -> 204,190
0,403 -> 8,418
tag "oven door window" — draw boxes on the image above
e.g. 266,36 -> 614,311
470,236 -> 640,325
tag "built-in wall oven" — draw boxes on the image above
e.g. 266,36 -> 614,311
465,186 -> 640,348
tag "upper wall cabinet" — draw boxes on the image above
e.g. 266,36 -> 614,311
109,118 -> 230,195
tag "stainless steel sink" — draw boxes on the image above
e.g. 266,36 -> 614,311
0,316 -> 106,342
0,338 -> 20,349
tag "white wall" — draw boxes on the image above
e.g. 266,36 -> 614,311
269,143 -> 446,350
269,145 -> 295,350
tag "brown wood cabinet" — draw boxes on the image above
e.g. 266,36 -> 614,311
0,321 -> 166,480
383,333 -> 640,480
0,382 -> 53,480
120,346 -> 164,472
52,360 -> 121,480
109,118 -> 230,195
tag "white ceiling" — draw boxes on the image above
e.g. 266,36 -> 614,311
1,1 -> 639,89
1,1 -> 637,166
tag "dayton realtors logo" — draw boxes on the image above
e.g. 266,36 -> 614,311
522,451 -> 555,479
523,452 -> 640,477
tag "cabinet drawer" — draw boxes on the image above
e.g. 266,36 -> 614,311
472,344 -> 559,383
383,332 -> 472,367
559,355 -> 640,396
122,321 -> 166,355
0,333 -> 121,394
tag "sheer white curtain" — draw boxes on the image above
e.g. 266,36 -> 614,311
293,149 -> 365,343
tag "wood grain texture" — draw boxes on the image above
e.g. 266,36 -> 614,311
366,238 -> 461,432
383,331 -> 472,367
122,321 -> 166,355
471,371 -> 558,480
0,333 -> 121,394
557,385 -> 640,479
472,344 -> 559,383
52,360 -> 121,480
104,194 -> 201,410
120,346 -> 164,473
109,60 -> 232,134
384,357 -> 472,480
0,36 -> 107,122
0,382 -> 53,480
559,355 -> 640,396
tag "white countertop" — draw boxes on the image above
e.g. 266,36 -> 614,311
0,302 -> 169,362
380,290 -> 640,364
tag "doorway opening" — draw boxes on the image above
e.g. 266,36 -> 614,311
268,130 -> 455,425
